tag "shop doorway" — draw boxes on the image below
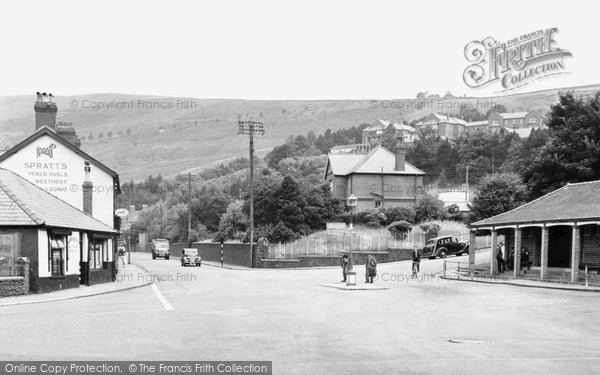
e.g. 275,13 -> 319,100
548,226 -> 572,268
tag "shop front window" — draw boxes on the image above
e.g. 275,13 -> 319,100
50,236 -> 65,276
90,239 -> 105,269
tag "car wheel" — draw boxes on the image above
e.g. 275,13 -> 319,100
428,257 -> 435,260
152,255 -> 156,260
439,249 -> 448,258
456,253 -> 463,257
165,256 -> 170,260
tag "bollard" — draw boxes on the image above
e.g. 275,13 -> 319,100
443,259 -> 447,277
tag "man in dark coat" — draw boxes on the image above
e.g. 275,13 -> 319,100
340,251 -> 349,282
496,242 -> 506,273
412,245 -> 421,278
365,254 -> 377,283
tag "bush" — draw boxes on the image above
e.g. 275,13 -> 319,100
387,221 -> 413,239
354,209 -> 387,227
269,221 -> 299,244
379,206 -> 416,225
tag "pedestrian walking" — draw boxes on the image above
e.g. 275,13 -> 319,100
496,242 -> 506,273
365,254 -> 377,283
412,245 -> 421,278
340,251 -> 349,282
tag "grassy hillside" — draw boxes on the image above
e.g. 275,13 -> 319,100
1,84 -> 599,181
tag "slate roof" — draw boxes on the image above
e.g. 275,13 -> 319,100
364,119 -> 416,133
416,114 -> 467,126
0,168 -> 117,233
326,145 -> 424,176
470,181 -> 600,228
498,112 -> 529,120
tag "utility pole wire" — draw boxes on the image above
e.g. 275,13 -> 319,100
238,119 -> 265,267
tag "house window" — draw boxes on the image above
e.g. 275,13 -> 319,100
375,200 -> 381,208
89,238 -> 105,269
50,235 -> 66,276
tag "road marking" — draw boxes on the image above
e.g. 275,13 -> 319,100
89,309 -> 166,315
151,284 -> 174,310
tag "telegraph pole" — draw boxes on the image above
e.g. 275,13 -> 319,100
238,119 -> 265,267
465,165 -> 469,203
188,173 -> 192,243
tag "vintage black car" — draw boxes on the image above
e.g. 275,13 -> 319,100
422,236 -> 469,259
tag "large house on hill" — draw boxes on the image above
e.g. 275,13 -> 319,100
324,139 -> 425,210
362,119 -> 416,145
415,114 -> 467,139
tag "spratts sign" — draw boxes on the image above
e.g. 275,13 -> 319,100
463,27 -> 572,92
36,143 -> 57,158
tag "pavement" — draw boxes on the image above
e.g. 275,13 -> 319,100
0,262 -> 152,307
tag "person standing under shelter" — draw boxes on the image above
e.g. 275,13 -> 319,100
365,254 -> 377,283
496,242 -> 506,273
340,251 -> 349,282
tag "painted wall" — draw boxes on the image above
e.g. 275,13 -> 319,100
0,134 -> 116,227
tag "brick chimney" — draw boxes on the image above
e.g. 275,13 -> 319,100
82,160 -> 93,215
395,130 -> 406,171
34,92 -> 58,131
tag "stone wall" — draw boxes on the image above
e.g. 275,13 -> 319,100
0,277 -> 27,297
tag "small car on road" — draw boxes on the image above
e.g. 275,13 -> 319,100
422,236 -> 469,259
181,248 -> 202,267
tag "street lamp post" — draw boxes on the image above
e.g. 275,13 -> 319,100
346,194 -> 358,285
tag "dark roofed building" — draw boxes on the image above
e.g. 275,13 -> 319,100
468,181 -> 600,282
0,168 -> 117,293
324,139 -> 426,210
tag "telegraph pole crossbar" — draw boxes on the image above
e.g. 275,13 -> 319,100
238,119 -> 265,268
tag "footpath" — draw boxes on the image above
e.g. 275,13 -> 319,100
0,263 -> 152,307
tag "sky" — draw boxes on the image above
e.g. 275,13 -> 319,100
0,0 -> 597,100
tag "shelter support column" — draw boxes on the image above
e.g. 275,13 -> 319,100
513,227 -> 521,278
571,225 -> 580,282
490,230 -> 497,276
540,226 -> 549,280
469,230 -> 476,276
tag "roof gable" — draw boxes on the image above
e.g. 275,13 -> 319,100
0,127 -> 118,178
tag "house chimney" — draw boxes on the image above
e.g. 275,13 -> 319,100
34,92 -> 58,131
82,160 -> 93,215
395,130 -> 406,171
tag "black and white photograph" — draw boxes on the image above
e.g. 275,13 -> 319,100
1,1 -> 599,374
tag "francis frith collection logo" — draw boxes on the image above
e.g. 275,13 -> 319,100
463,27 -> 572,92
36,143 -> 57,158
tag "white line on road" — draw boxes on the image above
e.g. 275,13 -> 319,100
151,284 -> 174,310
89,309 -> 166,315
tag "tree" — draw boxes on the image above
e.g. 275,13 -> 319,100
379,206 -> 415,225
274,175 -> 308,234
469,173 -> 527,223
217,200 -> 249,241
270,220 -> 297,243
522,91 -> 600,198
414,196 -> 447,223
